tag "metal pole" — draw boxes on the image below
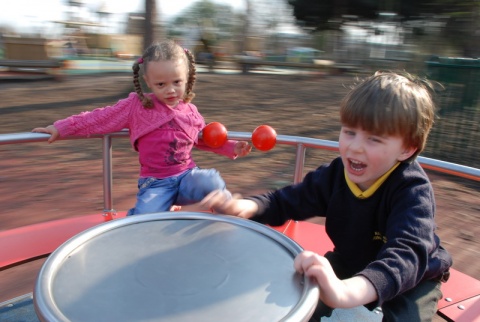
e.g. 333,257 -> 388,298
293,143 -> 306,184
102,134 -> 116,220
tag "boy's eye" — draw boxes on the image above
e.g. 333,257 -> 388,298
369,136 -> 382,143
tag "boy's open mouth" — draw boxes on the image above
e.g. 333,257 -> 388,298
349,159 -> 366,172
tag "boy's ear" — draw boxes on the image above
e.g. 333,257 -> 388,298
398,146 -> 417,161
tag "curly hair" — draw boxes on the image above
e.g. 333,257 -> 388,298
132,39 -> 196,108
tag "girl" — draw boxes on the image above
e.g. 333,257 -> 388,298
33,39 -> 251,215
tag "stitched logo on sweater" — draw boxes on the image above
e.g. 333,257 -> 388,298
373,231 -> 387,243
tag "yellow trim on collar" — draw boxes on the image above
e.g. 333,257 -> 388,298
345,162 -> 400,199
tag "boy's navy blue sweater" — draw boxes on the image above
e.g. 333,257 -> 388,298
249,157 -> 452,307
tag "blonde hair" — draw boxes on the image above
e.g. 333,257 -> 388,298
132,39 -> 196,108
340,71 -> 436,162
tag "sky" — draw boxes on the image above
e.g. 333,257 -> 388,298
0,0 -> 246,33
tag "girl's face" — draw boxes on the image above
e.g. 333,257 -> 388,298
339,126 -> 416,190
143,59 -> 188,108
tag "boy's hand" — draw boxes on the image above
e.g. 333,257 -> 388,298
32,125 -> 60,143
200,190 -> 257,219
234,141 -> 252,157
294,251 -> 378,308
294,251 -> 342,308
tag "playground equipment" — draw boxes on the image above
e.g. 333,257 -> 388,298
0,130 -> 479,321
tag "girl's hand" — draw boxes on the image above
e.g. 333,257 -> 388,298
234,141 -> 252,157
294,251 -> 377,308
200,190 -> 257,218
32,125 -> 60,143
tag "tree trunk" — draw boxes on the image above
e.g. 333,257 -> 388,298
144,0 -> 157,50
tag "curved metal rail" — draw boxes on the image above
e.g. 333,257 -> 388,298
1,130 -> 479,217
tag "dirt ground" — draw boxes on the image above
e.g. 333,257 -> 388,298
1,71 -> 479,303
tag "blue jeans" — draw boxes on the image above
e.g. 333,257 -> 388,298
127,167 -> 230,216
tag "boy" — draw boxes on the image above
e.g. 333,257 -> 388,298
201,71 -> 452,321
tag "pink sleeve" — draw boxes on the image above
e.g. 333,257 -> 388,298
196,139 -> 239,160
54,95 -> 134,137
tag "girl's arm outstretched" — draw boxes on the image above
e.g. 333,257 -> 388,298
32,125 -> 60,143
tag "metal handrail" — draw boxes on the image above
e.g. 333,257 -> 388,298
2,131 -> 479,217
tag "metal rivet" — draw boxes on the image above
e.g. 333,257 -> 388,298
445,297 -> 452,302
457,305 -> 465,310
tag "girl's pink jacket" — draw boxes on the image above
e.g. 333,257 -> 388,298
54,92 -> 238,177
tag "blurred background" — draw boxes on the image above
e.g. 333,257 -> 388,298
1,0 -> 479,166
1,0 -> 479,61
